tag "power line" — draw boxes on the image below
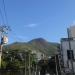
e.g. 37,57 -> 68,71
2,0 -> 8,25
0,7 -> 5,25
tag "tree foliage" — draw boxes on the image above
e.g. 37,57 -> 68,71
2,49 -> 37,71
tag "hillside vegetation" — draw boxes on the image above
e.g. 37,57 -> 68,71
4,38 -> 59,56
2,38 -> 60,70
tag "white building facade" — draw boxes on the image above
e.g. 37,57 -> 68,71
61,26 -> 75,73
61,38 -> 75,73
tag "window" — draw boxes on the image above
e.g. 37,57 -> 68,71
67,50 -> 74,60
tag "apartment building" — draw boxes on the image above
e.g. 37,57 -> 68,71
61,26 -> 75,73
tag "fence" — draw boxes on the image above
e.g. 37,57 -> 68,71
0,69 -> 25,75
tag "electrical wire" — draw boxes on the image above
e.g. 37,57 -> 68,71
0,7 -> 5,25
2,0 -> 11,33
3,0 -> 8,25
0,0 -> 12,35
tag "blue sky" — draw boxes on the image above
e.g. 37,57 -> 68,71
0,0 -> 75,43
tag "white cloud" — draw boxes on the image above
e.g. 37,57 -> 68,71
24,24 -> 38,28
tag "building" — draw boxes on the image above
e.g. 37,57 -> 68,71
69,26 -> 75,38
61,38 -> 75,73
61,26 -> 75,74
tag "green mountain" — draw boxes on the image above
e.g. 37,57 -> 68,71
4,38 -> 60,56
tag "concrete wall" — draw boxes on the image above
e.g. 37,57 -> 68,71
61,39 -> 75,72
69,26 -> 75,38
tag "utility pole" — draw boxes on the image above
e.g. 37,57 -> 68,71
0,44 -> 3,68
35,62 -> 37,75
29,53 -> 31,75
67,28 -> 74,75
55,55 -> 58,75
25,52 -> 26,75
0,25 -> 10,69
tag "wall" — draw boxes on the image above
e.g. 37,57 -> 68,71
61,39 -> 75,72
